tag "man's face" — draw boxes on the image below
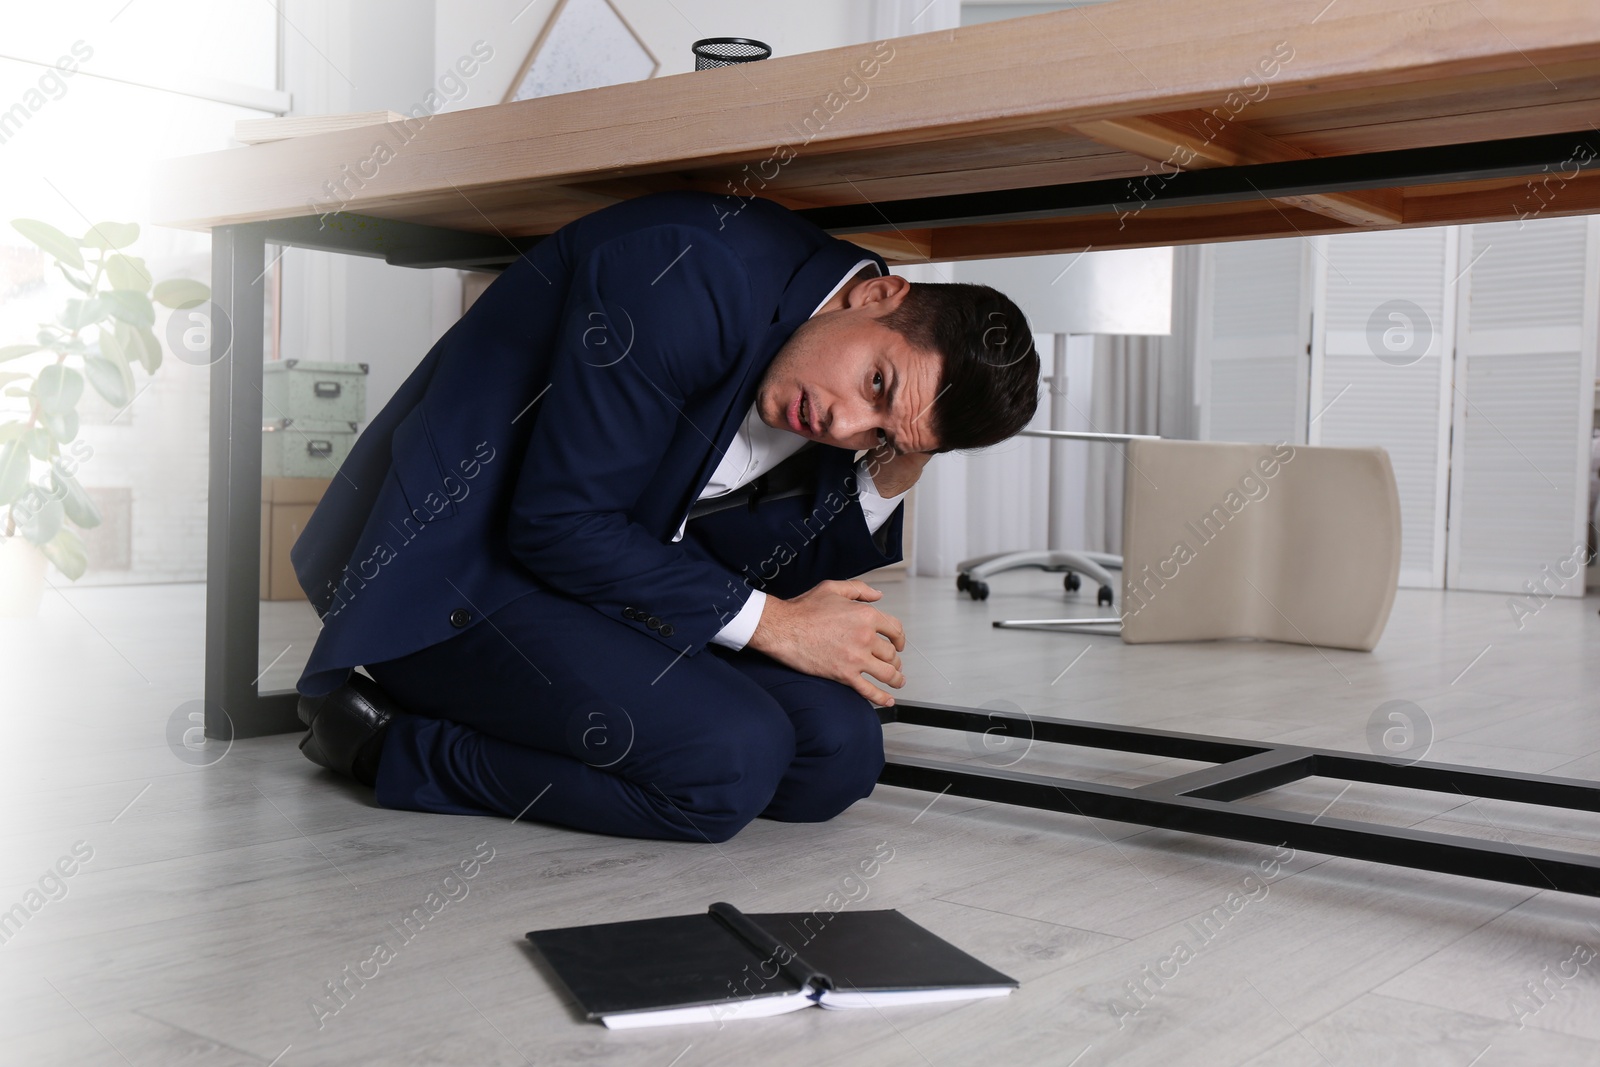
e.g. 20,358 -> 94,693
756,273 -> 942,454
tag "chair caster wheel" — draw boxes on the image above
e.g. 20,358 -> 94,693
956,573 -> 970,592
1097,585 -> 1114,607
1063,572 -> 1081,593
968,580 -> 990,601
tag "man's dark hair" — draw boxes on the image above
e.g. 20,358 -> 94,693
876,281 -> 1040,454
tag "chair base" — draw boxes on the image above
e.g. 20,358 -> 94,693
955,550 -> 1121,604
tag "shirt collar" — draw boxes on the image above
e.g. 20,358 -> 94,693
809,258 -> 881,318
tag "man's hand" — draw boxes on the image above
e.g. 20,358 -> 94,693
865,443 -> 934,498
746,579 -> 905,707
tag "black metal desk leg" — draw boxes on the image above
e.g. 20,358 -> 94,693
205,225 -> 299,739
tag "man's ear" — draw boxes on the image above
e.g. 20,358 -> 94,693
853,272 -> 909,310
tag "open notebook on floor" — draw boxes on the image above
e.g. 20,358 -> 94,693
527,903 -> 1018,1029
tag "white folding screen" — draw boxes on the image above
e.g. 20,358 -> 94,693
1447,216 -> 1599,595
1196,238 -> 1311,447
1310,228 -> 1456,587
1197,218 -> 1597,594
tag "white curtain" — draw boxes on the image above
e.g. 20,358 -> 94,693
1081,245 -> 1201,553
1081,336 -> 1161,554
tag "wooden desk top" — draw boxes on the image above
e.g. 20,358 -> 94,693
153,0 -> 1600,262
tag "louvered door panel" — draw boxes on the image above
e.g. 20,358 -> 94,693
1312,227 -> 1455,587
1447,216 -> 1599,594
1197,238 -> 1310,446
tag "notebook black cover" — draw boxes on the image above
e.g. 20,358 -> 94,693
527,905 -> 1017,1020
746,909 -> 1016,995
529,913 -> 799,1017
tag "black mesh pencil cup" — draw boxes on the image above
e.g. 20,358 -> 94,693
692,38 -> 773,70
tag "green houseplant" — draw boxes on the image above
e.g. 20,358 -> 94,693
0,219 -> 208,608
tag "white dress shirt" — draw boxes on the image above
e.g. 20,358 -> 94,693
678,258 -> 909,650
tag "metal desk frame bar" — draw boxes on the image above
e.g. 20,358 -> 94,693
204,127 -> 1600,897
879,701 -> 1600,897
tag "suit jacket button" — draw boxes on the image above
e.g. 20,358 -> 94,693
449,608 -> 472,628
659,623 -> 675,637
646,616 -> 661,630
623,606 -> 638,620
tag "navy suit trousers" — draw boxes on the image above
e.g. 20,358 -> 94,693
362,586 -> 885,842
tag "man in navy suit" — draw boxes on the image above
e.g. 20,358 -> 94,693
292,190 -> 1039,842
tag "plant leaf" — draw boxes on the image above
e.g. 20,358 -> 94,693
80,221 -> 139,250
0,344 -> 43,363
24,426 -> 52,461
11,219 -> 83,269
104,253 -> 151,294
19,495 -> 63,545
152,277 -> 210,310
0,440 -> 29,505
60,297 -> 111,330
39,525 -> 86,579
51,462 -> 100,529
98,330 -> 126,364
35,329 -> 84,354
57,263 -> 91,293
118,324 -> 161,374
84,353 -> 133,407
102,289 -> 155,329
140,329 -> 162,373
40,408 -> 79,443
35,364 -> 84,414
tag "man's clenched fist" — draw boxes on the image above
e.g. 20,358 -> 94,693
747,579 -> 906,707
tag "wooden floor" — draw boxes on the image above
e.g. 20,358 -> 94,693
3,570 -> 1598,1066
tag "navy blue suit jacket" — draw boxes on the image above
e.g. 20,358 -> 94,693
291,191 -> 903,697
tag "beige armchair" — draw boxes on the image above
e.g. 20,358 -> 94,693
1120,439 -> 1400,650
999,439 -> 1401,652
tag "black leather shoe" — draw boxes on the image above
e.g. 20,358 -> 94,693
297,673 -> 400,788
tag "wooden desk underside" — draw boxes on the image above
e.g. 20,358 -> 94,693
154,0 -> 1600,261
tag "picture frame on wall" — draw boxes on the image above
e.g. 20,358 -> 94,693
503,0 -> 660,103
